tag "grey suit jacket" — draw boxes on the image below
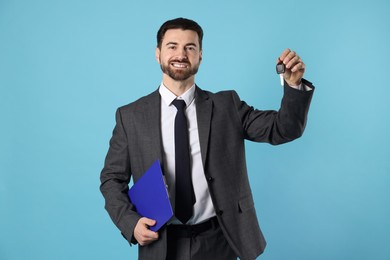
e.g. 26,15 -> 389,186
100,81 -> 314,260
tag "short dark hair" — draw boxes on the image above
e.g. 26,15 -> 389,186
157,18 -> 203,50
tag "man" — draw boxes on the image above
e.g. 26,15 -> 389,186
100,17 -> 314,260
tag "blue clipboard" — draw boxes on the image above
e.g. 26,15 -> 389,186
128,160 -> 173,231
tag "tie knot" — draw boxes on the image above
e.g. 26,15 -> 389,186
172,99 -> 186,111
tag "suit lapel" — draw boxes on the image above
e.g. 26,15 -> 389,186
140,90 -> 164,170
195,86 -> 213,168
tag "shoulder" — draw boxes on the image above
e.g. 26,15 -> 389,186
117,89 -> 160,114
197,87 -> 242,107
197,87 -> 240,101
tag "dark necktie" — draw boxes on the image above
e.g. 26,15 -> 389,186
172,99 -> 195,224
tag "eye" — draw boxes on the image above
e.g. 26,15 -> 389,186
186,46 -> 196,51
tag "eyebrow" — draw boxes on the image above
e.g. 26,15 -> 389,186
165,42 -> 198,47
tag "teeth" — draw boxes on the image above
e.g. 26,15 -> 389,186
172,63 -> 187,68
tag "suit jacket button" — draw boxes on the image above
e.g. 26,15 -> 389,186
218,210 -> 223,216
207,176 -> 214,182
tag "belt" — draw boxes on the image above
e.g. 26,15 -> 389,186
167,217 -> 218,238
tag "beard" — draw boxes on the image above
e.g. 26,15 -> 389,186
160,58 -> 200,81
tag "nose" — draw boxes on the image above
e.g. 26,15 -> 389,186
176,47 -> 188,60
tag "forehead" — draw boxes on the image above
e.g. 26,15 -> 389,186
162,29 -> 199,45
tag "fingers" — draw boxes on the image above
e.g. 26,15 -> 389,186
277,48 -> 305,72
134,217 -> 159,246
277,48 -> 291,63
142,217 -> 157,227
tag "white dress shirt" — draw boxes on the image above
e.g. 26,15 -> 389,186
159,83 -> 216,224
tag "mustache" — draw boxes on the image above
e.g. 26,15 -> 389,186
169,58 -> 190,64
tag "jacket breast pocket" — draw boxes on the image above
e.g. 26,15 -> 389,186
238,195 -> 255,213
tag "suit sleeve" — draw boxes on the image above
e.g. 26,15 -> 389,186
234,79 -> 315,144
100,108 -> 141,244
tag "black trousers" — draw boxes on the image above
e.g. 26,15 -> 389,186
166,217 -> 237,260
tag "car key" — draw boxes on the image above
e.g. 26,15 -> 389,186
276,62 -> 285,86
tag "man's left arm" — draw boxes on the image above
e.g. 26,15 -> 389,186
235,49 -> 315,144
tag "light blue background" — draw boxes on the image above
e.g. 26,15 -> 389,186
1,0 -> 389,259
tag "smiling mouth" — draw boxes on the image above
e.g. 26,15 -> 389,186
171,62 -> 189,69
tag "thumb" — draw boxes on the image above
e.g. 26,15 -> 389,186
142,217 -> 156,227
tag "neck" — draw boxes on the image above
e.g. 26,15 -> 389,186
162,74 -> 195,97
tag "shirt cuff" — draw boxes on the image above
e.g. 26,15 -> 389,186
289,82 -> 313,91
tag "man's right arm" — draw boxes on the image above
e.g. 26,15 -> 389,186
100,108 -> 142,244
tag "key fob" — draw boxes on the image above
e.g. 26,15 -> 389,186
276,62 -> 285,74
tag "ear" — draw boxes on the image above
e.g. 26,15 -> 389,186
199,50 -> 203,62
155,48 -> 161,64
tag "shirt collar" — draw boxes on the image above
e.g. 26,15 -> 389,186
159,83 -> 196,107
